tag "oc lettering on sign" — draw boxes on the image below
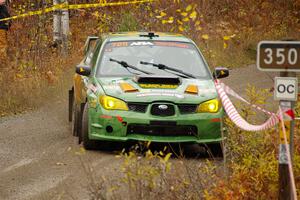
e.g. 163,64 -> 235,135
277,84 -> 295,94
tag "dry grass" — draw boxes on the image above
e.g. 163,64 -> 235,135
1,1 -> 300,199
1,0 -> 300,115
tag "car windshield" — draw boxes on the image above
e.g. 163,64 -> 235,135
96,41 -> 211,79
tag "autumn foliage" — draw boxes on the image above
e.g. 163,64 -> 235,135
0,0 -> 300,198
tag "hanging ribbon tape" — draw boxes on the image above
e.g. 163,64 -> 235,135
0,0 -> 155,22
216,80 -> 297,197
218,81 -> 276,116
215,80 -> 279,131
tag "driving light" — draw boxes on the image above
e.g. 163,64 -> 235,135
197,99 -> 220,113
99,95 -> 128,110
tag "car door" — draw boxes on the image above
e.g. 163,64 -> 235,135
74,37 -> 100,104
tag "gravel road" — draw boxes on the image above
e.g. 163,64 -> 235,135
0,64 -> 277,200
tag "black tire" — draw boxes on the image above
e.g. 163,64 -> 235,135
81,103 -> 98,150
72,100 -> 81,137
206,143 -> 224,158
77,103 -> 85,143
68,89 -> 74,122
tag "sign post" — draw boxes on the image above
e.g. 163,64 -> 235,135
257,41 -> 299,200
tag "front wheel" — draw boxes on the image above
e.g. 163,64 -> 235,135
81,103 -> 98,150
206,143 -> 224,158
72,99 -> 81,137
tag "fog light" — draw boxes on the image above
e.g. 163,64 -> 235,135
106,126 -> 113,133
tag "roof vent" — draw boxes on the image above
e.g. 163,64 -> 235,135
139,32 -> 159,39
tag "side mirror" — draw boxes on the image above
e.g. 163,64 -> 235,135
213,67 -> 229,79
83,36 -> 99,55
76,65 -> 91,76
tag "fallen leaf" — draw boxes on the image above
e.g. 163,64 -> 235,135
202,34 -> 209,40
186,5 -> 192,12
189,11 -> 197,20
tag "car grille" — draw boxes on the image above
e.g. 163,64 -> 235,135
127,103 -> 198,115
128,103 -> 148,113
177,104 -> 198,114
127,124 -> 198,136
151,104 -> 175,116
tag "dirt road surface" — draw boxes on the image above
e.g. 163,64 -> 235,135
0,65 -> 277,200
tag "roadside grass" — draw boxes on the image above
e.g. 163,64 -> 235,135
0,1 -> 300,198
76,143 -> 225,200
1,0 -> 300,116
75,85 -> 300,200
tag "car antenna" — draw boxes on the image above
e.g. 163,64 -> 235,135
139,32 -> 159,39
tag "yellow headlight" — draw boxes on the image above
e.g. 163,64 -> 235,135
99,95 -> 128,111
197,99 -> 220,113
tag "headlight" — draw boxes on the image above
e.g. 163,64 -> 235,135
99,95 -> 128,111
197,99 -> 220,113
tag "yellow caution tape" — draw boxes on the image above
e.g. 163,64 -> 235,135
0,0 -> 155,22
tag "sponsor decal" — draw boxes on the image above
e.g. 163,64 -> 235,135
210,118 -> 221,122
154,41 -> 191,49
137,92 -> 184,99
105,41 -> 192,50
139,84 -> 178,89
103,84 -> 121,91
112,42 -> 128,47
87,84 -> 98,93
198,88 -> 216,94
130,41 -> 154,46
100,115 -> 113,119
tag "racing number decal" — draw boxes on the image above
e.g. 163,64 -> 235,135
112,42 -> 128,47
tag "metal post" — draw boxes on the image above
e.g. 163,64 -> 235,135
61,0 -> 69,56
53,0 -> 62,44
278,71 -> 296,200
53,0 -> 69,56
278,101 -> 291,200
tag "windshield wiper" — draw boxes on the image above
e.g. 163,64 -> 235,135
110,58 -> 152,75
140,61 -> 196,79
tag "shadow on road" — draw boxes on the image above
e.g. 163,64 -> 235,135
85,141 -> 222,160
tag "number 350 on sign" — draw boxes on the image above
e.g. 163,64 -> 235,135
257,41 -> 300,72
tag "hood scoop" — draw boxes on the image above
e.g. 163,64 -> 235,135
134,76 -> 181,85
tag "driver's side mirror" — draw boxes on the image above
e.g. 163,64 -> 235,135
76,65 -> 91,76
213,67 -> 229,79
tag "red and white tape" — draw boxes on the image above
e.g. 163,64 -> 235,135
218,82 -> 275,116
215,80 -> 279,131
216,80 -> 297,198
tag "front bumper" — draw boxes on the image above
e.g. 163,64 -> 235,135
88,105 -> 224,144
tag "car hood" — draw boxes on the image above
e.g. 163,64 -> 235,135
96,76 -> 218,104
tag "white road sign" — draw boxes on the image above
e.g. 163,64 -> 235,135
274,77 -> 298,101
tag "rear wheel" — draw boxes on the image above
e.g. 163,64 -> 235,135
81,103 -> 98,150
68,89 -> 73,122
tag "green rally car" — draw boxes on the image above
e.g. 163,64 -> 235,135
68,32 -> 229,155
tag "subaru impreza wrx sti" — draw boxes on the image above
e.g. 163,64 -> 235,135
68,32 -> 229,156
